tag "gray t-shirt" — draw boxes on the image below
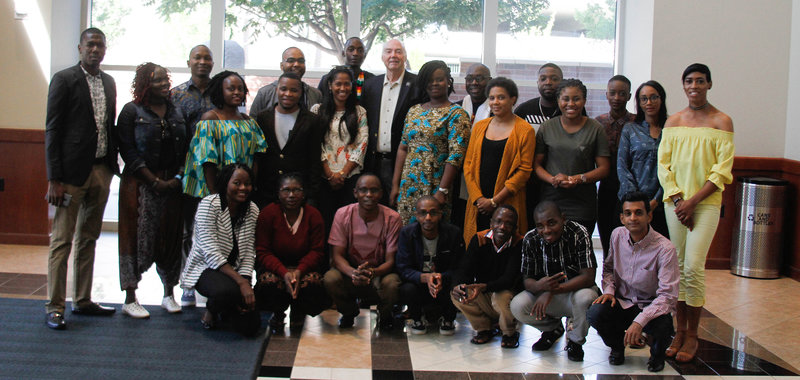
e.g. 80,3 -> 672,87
274,109 -> 300,149
422,236 -> 439,273
535,117 -> 610,221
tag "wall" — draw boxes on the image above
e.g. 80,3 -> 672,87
786,0 -> 800,161
0,0 -> 52,130
616,0 -> 654,98
651,0 -> 791,158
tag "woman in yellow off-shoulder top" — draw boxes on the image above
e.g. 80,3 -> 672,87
657,63 -> 734,363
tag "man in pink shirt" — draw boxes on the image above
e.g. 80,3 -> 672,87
587,191 -> 679,372
323,173 -> 402,330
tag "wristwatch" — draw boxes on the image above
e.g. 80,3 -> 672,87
672,196 -> 683,206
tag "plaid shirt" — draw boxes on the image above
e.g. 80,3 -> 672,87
521,220 -> 597,281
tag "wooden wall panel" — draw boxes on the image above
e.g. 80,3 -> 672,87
0,129 -> 49,245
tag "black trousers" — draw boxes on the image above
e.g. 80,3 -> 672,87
195,268 -> 261,336
399,281 -> 457,322
254,276 -> 330,317
587,301 -> 674,359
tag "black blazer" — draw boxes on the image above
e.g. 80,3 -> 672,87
254,108 -> 323,208
361,71 -> 417,162
45,63 -> 119,186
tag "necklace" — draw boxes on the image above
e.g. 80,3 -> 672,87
538,99 -> 558,118
690,102 -> 709,111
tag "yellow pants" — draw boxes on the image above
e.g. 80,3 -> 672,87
664,203 -> 720,307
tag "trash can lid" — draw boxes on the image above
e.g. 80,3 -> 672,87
738,176 -> 789,185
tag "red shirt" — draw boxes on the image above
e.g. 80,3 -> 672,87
255,203 -> 326,277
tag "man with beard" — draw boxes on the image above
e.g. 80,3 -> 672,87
396,196 -> 464,335
318,37 -> 374,102
514,63 -> 563,131
249,47 -> 323,116
324,174 -> 402,330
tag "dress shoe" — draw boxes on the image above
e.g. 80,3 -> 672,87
338,314 -> 356,328
46,311 -> 66,330
565,340 -> 584,362
71,302 -> 116,316
609,348 -> 625,365
647,356 -> 666,372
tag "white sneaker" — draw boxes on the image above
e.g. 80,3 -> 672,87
161,295 -> 182,313
122,300 -> 150,319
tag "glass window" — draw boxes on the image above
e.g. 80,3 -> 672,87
91,0 -> 212,67
496,0 -> 616,117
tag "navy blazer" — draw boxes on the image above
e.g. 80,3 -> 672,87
45,63 -> 119,186
361,71 -> 417,162
396,221 -> 465,287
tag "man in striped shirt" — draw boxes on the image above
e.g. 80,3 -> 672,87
510,201 -> 599,362
587,191 -> 678,372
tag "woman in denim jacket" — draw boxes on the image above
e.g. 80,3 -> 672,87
116,62 -> 188,319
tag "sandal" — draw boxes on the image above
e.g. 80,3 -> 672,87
501,332 -> 520,348
200,310 -> 215,330
666,330 -> 685,358
675,334 -> 698,363
470,329 -> 496,344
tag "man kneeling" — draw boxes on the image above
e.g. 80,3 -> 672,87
510,201 -> 598,361
587,191 -> 678,372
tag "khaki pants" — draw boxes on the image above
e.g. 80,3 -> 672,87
451,289 -> 517,336
46,164 -> 112,313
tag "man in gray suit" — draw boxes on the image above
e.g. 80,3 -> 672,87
44,27 -> 119,329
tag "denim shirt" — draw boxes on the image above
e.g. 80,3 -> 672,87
117,101 -> 187,174
617,120 -> 663,201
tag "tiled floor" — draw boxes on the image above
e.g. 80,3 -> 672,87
2,233 -> 799,379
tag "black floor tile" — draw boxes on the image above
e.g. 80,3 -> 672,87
373,369 -> 414,380
414,370 -> 470,380
667,358 -> 718,375
530,374 -> 581,380
258,365 -> 292,378
754,357 -> 800,376
373,354 -> 413,371
468,372 -> 525,380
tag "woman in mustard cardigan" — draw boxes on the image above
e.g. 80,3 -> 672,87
463,77 -> 535,243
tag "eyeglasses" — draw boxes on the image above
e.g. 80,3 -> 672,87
279,187 -> 304,195
415,209 -> 442,217
639,95 -> 661,103
465,75 -> 489,83
284,58 -> 306,64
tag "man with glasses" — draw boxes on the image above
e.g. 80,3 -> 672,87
510,201 -> 598,361
456,63 -> 492,126
250,47 -> 323,116
324,174 -> 402,330
396,195 -> 465,335
451,205 -> 523,348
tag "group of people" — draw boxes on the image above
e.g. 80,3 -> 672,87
43,27 -> 734,373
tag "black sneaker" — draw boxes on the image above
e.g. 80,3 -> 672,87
409,319 -> 426,335
439,319 -> 455,336
532,326 -> 565,351
565,340 -> 584,362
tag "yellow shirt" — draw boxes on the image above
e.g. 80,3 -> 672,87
657,126 -> 734,206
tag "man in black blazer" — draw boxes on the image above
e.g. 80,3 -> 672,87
44,28 -> 119,329
361,39 -> 417,204
253,72 -> 323,209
